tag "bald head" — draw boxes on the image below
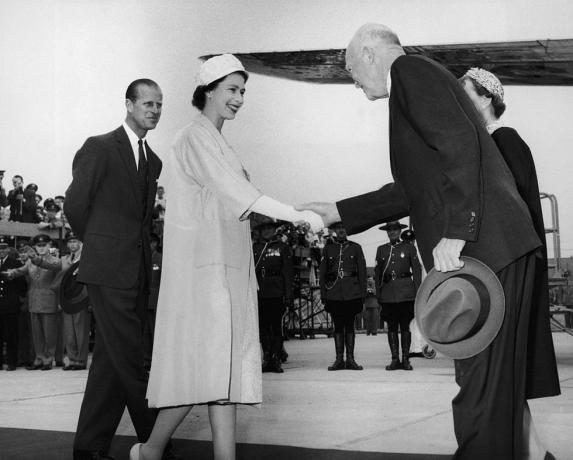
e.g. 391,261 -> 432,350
346,23 -> 404,100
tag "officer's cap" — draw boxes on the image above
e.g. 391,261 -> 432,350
65,231 -> 81,243
0,235 -> 9,248
32,234 -> 52,245
378,221 -> 407,231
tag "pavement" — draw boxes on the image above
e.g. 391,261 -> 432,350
0,332 -> 571,459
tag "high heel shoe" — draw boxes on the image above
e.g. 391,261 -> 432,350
129,443 -> 142,460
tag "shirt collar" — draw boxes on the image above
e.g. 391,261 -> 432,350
386,69 -> 392,96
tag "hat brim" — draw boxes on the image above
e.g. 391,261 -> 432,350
378,223 -> 408,231
59,261 -> 89,314
415,256 -> 505,359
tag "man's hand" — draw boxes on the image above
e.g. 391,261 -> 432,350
296,202 -> 340,228
432,238 -> 466,272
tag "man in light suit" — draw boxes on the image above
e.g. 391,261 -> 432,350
66,79 -> 163,460
302,24 -> 558,459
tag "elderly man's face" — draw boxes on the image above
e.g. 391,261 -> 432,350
345,41 -> 388,100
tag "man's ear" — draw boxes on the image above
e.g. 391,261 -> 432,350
125,98 -> 133,113
362,45 -> 376,64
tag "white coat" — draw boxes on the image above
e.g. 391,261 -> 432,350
147,114 -> 263,407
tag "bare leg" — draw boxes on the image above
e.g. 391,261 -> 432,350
523,402 -> 546,460
139,405 -> 193,460
209,403 -> 237,460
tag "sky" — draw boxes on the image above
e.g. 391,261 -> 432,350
1,0 -> 573,264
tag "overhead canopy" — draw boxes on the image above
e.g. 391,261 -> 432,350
201,39 -> 573,86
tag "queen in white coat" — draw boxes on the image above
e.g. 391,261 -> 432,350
132,55 -> 322,460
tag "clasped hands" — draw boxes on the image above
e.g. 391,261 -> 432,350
297,202 -> 466,273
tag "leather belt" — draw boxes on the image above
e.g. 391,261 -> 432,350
383,272 -> 412,283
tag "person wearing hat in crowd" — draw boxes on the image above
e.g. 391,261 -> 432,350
300,23 -> 559,459
253,216 -> 294,373
319,221 -> 367,371
65,77 -> 168,460
362,276 -> 380,336
143,232 -> 162,371
375,221 -> 422,371
6,175 -> 25,222
0,236 -> 27,370
133,54 -> 322,460
2,234 -> 61,370
33,231 -> 89,371
38,198 -> 66,231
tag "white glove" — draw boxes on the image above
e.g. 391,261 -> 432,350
250,195 -> 325,232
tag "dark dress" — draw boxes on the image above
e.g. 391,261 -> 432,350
491,126 -> 560,399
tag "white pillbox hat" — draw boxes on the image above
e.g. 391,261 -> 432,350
196,54 -> 248,86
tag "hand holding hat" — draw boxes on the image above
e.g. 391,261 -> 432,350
415,256 -> 505,359
432,237 -> 466,272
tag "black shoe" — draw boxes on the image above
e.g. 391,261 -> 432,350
41,364 -> 52,370
544,452 -> 556,460
402,358 -> 413,371
345,356 -> 363,370
55,361 -> 65,367
26,363 -> 43,370
385,359 -> 402,371
328,356 -> 345,371
6,365 -> 17,371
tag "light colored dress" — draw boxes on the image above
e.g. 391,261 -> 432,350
147,113 -> 262,408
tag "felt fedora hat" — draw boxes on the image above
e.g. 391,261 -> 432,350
59,261 -> 89,314
415,256 -> 505,359
378,221 -> 408,231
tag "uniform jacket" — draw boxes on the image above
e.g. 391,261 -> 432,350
10,254 -> 61,313
33,248 -> 82,298
253,239 -> 294,299
319,240 -> 367,301
0,256 -> 26,314
337,55 -> 540,273
65,126 -> 162,289
374,240 -> 422,303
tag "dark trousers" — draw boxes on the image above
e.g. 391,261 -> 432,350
73,277 -> 155,454
452,252 -> 535,459
0,313 -> 19,366
381,300 -> 414,333
327,299 -> 363,334
17,307 -> 34,365
258,297 -> 285,354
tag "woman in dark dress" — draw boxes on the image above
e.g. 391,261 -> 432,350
460,68 -> 561,460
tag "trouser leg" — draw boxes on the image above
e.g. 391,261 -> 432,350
452,253 -> 535,459
30,312 -> 45,365
74,282 -> 156,454
41,312 -> 58,366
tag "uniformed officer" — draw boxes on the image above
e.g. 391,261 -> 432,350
0,235 -> 27,370
375,221 -> 422,371
319,222 -> 367,371
253,217 -> 294,373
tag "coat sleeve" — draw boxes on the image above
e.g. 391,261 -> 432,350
392,57 -> 481,241
374,246 -> 382,294
337,182 -> 409,236
319,249 -> 327,300
282,244 -> 294,300
65,137 -> 109,239
178,127 -> 262,220
356,244 -> 367,299
409,245 -> 422,291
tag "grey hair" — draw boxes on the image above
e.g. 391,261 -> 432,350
353,23 -> 401,47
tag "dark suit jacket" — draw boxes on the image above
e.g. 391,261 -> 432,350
337,55 -> 540,273
65,126 -> 162,289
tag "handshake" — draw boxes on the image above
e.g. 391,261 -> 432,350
294,202 -> 341,233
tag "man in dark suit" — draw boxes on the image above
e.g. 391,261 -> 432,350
302,23 -> 557,459
66,79 -> 163,460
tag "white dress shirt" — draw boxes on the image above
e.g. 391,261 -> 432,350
122,121 -> 147,168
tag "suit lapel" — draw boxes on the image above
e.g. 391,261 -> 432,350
114,126 -> 142,211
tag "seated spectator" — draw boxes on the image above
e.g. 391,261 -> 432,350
38,198 -> 65,230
